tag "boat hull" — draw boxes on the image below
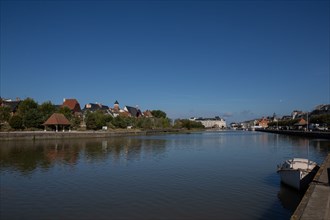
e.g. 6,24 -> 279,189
279,169 -> 301,190
278,165 -> 319,191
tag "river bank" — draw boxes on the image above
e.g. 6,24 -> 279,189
0,129 -> 184,141
2,131 -> 328,219
255,129 -> 330,139
291,153 -> 330,220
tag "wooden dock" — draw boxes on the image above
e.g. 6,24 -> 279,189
291,153 -> 330,220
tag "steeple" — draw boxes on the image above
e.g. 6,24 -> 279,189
114,100 -> 119,112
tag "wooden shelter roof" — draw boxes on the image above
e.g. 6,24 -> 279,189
43,113 -> 71,125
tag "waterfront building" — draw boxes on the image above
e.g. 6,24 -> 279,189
109,101 -> 143,118
43,113 -> 71,132
258,118 -> 269,128
314,104 -> 330,111
143,110 -> 153,118
62,98 -> 82,114
124,106 -> 143,117
292,110 -> 303,119
109,100 -> 122,117
83,103 -> 110,113
190,116 -> 226,128
114,100 -> 120,112
294,118 -> 307,130
230,122 -> 241,130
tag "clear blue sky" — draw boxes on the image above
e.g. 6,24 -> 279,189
1,0 -> 329,122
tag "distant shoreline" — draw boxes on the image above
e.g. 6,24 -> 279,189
0,129 -> 185,141
3,129 -> 329,141
255,129 -> 330,139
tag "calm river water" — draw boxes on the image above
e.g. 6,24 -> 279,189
1,131 -> 330,220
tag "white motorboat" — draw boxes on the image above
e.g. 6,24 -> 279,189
277,158 -> 319,191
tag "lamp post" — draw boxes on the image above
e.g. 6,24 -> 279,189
306,111 -> 309,132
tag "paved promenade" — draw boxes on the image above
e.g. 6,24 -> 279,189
291,153 -> 330,220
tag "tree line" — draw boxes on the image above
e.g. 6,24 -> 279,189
0,98 -> 81,130
0,98 -> 204,131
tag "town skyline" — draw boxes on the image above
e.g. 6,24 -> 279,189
2,96 -> 328,124
1,0 -> 329,122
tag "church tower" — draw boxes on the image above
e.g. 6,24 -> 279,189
114,100 -> 119,112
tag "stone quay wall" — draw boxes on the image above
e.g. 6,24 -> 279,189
255,129 -> 330,139
0,129 -> 181,141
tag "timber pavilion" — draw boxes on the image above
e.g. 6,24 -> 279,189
43,113 -> 71,132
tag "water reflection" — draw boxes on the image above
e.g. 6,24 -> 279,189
0,137 -> 167,174
1,134 -> 328,176
1,144 -> 51,174
1,132 -> 329,220
278,184 -> 304,212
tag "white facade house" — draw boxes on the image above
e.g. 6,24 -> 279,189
190,116 -> 226,128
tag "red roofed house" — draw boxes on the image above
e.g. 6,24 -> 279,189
143,110 -> 153,118
294,118 -> 307,130
258,118 -> 269,128
43,113 -> 71,132
296,118 -> 307,125
62,98 -> 82,114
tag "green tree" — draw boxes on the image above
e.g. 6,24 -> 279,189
174,119 -> 183,128
111,116 -> 131,129
17,98 -> 38,116
23,108 -> 43,128
70,115 -> 82,129
0,106 -> 11,124
268,119 -> 300,128
39,101 -> 56,122
151,110 -> 167,118
9,115 -> 23,129
161,118 -> 172,128
86,112 -> 98,130
174,119 -> 204,130
17,98 -> 43,129
57,106 -> 73,121
136,117 -> 153,129
310,114 -> 330,125
85,111 -> 113,130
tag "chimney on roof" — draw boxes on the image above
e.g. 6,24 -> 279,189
63,98 -> 66,102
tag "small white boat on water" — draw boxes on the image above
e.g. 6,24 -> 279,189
277,158 -> 319,191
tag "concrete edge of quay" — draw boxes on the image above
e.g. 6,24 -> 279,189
256,128 -> 330,220
291,153 -> 330,220
255,129 -> 330,139
0,129 -> 182,141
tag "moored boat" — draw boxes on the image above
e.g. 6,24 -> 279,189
277,158 -> 319,191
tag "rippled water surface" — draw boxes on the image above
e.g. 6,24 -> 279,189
1,131 -> 330,219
